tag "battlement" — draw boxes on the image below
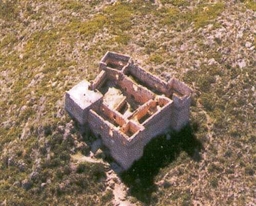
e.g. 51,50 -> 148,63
65,51 -> 192,169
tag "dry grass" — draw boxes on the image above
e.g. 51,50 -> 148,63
0,0 -> 255,205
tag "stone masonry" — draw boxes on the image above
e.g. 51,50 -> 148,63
65,51 -> 192,169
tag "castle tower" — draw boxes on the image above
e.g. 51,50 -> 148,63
65,80 -> 103,125
167,78 -> 192,131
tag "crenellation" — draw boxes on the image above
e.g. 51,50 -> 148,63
65,51 -> 192,169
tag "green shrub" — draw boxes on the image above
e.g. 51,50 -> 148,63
76,162 -> 87,173
61,0 -> 84,11
65,15 -> 106,37
0,33 -> 17,48
161,0 -> 190,7
245,0 -> 256,11
89,164 -> 106,181
181,190 -> 191,206
149,54 -> 164,64
157,7 -> 180,25
184,70 -> 198,84
114,34 -> 131,45
0,0 -> 19,20
101,190 -> 114,204
245,165 -> 254,176
210,177 -> 218,188
181,2 -> 225,28
195,3 -> 225,28
201,93 -> 214,111
104,2 -> 134,31
198,75 -> 215,92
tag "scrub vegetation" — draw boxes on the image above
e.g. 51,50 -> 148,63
0,0 -> 255,205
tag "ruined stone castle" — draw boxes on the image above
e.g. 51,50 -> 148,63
65,51 -> 192,169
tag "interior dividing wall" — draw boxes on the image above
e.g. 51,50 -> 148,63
88,110 -> 144,169
117,76 -> 155,105
100,103 -> 127,127
88,110 -> 128,146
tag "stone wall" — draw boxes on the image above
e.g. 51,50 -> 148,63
65,80 -> 103,125
168,78 -> 192,96
117,75 -> 155,104
90,70 -> 107,90
100,51 -> 131,71
127,64 -> 168,94
140,101 -> 173,145
65,93 -> 85,124
100,103 -> 126,127
65,51 -> 192,170
88,109 -> 144,169
170,96 -> 191,131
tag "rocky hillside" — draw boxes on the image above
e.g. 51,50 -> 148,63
0,0 -> 255,205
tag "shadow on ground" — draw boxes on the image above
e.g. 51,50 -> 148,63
120,124 -> 203,204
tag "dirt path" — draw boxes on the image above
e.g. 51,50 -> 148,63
71,152 -> 135,205
106,170 -> 136,206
